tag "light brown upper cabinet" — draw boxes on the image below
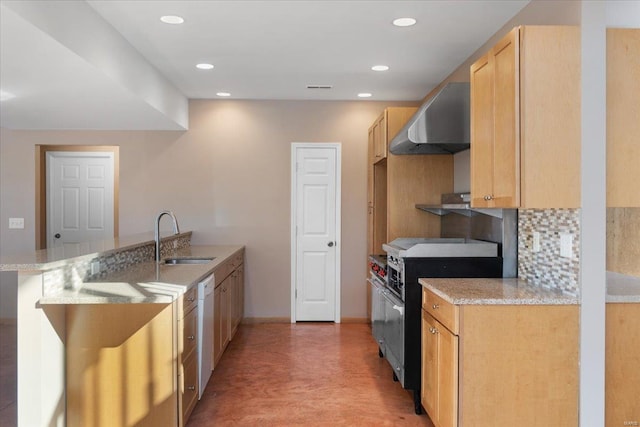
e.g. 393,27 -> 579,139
607,28 -> 640,208
369,108 -> 417,164
470,26 -> 580,208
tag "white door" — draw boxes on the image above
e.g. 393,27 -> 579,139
291,143 -> 341,322
46,151 -> 115,249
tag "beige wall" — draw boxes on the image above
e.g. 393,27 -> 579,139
0,100 -> 415,319
607,208 -> 640,277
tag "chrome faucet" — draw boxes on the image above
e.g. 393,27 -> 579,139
155,210 -> 180,262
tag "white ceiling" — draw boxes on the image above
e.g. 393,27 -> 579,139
0,0 -> 530,130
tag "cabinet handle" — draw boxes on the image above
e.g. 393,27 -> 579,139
188,296 -> 195,302
429,327 -> 437,334
188,335 -> 195,341
432,303 -> 439,310
187,385 -> 196,391
484,195 -> 494,201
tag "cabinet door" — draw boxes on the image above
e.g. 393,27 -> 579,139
221,283 -> 230,350
236,265 -> 244,324
491,27 -> 519,208
213,285 -> 222,366
421,310 -> 439,420
606,304 -> 640,426
607,29 -> 640,207
373,114 -> 386,162
180,352 -> 198,426
230,267 -> 244,338
421,310 -> 458,427
367,129 -> 374,319
470,27 -> 519,208
437,319 -> 458,427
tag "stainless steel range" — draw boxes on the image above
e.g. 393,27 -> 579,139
371,238 -> 502,414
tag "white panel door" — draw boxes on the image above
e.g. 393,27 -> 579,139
293,144 -> 340,322
46,152 -> 114,249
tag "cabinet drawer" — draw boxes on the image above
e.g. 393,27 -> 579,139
182,306 -> 198,361
181,353 -> 198,425
183,286 -> 197,315
423,288 -> 459,335
232,251 -> 244,268
215,261 -> 233,284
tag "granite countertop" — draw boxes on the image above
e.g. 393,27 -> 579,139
0,232 -> 191,271
38,245 -> 244,305
419,277 -> 579,305
607,271 -> 640,303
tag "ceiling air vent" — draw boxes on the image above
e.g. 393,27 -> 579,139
306,85 -> 333,89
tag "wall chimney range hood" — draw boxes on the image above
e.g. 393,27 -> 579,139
389,82 -> 470,155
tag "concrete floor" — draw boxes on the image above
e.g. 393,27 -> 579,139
187,323 -> 435,427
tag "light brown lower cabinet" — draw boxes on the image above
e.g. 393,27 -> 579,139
422,310 -> 458,427
179,286 -> 199,425
66,303 -> 179,427
421,288 -> 579,427
213,250 -> 244,367
606,303 -> 640,426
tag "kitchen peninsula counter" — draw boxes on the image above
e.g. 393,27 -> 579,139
0,231 -> 176,271
1,232 -> 245,426
38,245 -> 243,305
418,277 -> 579,305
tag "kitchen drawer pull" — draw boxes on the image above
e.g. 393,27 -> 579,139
187,385 -> 196,391
432,303 -> 439,310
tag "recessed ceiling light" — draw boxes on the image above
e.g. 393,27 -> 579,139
392,17 -> 417,27
216,92 -> 231,97
358,93 -> 373,98
0,90 -> 16,101
160,15 -> 184,25
371,65 -> 389,72
196,63 -> 214,70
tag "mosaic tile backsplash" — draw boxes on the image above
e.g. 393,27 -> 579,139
43,233 -> 191,294
518,209 -> 580,296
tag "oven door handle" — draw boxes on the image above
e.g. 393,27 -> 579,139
367,276 -> 386,290
392,305 -> 404,315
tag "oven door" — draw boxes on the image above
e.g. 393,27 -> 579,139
368,274 -> 386,354
382,289 -> 405,386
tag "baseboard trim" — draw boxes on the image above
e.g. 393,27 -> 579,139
241,317 -> 369,324
340,317 -> 369,324
241,317 -> 290,324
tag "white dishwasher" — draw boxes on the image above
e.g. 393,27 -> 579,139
197,274 -> 215,399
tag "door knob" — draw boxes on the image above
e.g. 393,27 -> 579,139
328,241 -> 334,247
54,233 -> 61,239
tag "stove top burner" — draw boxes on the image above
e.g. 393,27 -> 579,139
382,237 -> 498,258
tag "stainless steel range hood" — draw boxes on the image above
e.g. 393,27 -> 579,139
389,82 -> 470,155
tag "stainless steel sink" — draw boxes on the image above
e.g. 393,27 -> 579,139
162,257 -> 215,265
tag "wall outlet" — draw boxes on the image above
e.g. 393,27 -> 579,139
90,261 -> 100,275
9,218 -> 24,229
532,232 -> 541,253
560,233 -> 573,258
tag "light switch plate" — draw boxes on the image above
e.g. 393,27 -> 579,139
560,233 -> 573,258
9,218 -> 24,229
90,261 -> 100,275
532,232 -> 541,253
